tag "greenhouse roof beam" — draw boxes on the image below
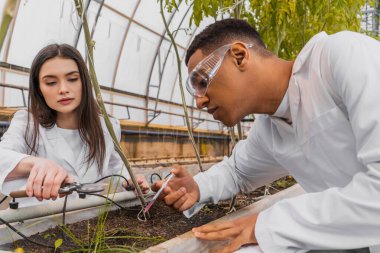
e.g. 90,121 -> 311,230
103,3 -> 186,50
102,100 -> 219,124
169,25 -> 199,127
144,1 -> 179,125
149,3 -> 192,119
90,0 -> 105,39
0,61 -> 29,73
0,81 -> 220,126
110,0 -> 142,115
0,82 -> 27,107
0,80 -> 204,114
73,0 -> 91,48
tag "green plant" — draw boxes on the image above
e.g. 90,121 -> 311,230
54,238 -> 63,253
159,0 -> 204,172
73,0 -> 145,206
188,0 -> 365,58
0,0 -> 17,52
72,0 -> 147,251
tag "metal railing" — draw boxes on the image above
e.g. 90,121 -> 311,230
0,83 -> 28,107
0,82 -> 223,131
103,100 -> 220,128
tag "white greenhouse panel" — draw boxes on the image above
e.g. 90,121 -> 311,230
91,5 -> 129,87
3,71 -> 28,87
0,0 -> 230,132
166,2 -> 194,48
7,0 -> 78,67
114,23 -> 160,95
3,87 -> 26,107
105,0 -> 139,17
158,44 -> 185,101
171,78 -> 193,106
111,94 -> 146,121
133,0 -> 169,35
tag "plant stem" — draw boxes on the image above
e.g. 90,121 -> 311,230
73,0 -> 146,207
0,0 -> 16,52
159,0 -> 203,172
227,1 -> 245,212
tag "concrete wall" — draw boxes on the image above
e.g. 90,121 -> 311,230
0,117 -> 231,159
121,134 -> 230,159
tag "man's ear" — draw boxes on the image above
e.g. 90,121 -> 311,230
230,42 -> 250,70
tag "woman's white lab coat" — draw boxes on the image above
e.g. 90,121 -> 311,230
188,31 -> 380,252
0,110 -> 126,207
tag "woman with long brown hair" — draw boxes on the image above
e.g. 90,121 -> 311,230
0,44 -> 148,207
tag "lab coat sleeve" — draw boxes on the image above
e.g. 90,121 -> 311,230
106,118 -> 129,180
256,32 -> 380,252
185,123 -> 288,217
0,110 -> 30,193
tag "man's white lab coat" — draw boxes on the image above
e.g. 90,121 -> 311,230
0,110 -> 126,207
189,31 -> 380,252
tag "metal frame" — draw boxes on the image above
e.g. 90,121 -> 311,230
0,1 -> 228,131
0,63 -> 201,111
73,0 -> 91,48
90,0 -> 105,38
144,2 -> 180,125
102,101 -> 219,127
0,82 -> 221,129
102,3 -> 187,51
0,82 -> 28,107
110,0 -> 141,115
361,1 -> 380,36
169,25 -> 199,127
147,2 -> 192,126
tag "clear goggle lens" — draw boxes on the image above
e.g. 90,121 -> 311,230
186,43 -> 253,98
186,70 -> 210,97
186,44 -> 231,98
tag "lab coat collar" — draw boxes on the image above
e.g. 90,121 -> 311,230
292,32 -> 328,75
272,91 -> 291,123
289,32 -> 328,143
45,125 -> 85,174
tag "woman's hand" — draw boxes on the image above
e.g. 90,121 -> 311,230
122,174 -> 150,194
24,157 -> 73,201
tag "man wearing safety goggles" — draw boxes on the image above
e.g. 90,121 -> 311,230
153,18 -> 380,253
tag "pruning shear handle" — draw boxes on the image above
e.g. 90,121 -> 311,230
9,182 -> 104,199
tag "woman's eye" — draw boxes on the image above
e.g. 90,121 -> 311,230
68,78 -> 79,82
46,82 -> 56,86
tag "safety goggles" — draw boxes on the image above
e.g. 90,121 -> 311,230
186,43 -> 253,98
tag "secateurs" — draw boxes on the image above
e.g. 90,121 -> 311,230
8,182 -> 104,209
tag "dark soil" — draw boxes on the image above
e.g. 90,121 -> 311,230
12,177 -> 296,253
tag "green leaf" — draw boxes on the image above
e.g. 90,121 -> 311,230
183,0 -> 364,59
54,239 -> 63,250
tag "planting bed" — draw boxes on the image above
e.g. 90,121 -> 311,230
11,177 -> 296,252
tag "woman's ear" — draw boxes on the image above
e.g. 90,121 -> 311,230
230,42 -> 250,70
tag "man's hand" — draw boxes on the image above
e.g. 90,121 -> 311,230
151,164 -> 200,211
25,157 -> 73,201
123,174 -> 150,194
192,213 -> 259,253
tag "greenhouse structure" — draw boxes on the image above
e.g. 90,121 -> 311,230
0,0 -> 379,252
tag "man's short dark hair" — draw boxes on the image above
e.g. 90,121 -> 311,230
185,19 -> 267,66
